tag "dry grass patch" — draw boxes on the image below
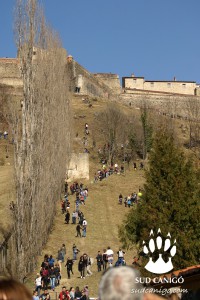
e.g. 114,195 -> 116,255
26,168 -> 145,296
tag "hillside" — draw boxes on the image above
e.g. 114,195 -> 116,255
25,95 -> 147,297
1,92 -> 195,296
25,95 -> 198,297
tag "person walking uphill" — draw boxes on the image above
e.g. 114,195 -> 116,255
72,244 -> 80,261
82,218 -> 87,237
76,224 -> 82,237
102,249 -> 108,270
96,251 -> 103,272
78,256 -> 85,279
65,211 -> 70,224
65,257 -> 74,279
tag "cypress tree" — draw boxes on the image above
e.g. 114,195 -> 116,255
119,127 -> 200,271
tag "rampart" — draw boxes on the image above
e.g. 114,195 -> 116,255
120,91 -> 200,118
93,73 -> 121,93
0,58 -> 22,87
67,59 -> 119,99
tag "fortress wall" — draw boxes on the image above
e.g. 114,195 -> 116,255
120,92 -> 200,118
93,73 -> 121,93
67,153 -> 89,181
0,59 -> 22,88
67,60 -> 119,99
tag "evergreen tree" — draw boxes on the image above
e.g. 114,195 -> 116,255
119,127 -> 200,271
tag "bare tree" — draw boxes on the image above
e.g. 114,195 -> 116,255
97,103 -> 128,165
10,0 -> 71,280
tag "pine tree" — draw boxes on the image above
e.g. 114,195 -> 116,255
119,127 -> 200,271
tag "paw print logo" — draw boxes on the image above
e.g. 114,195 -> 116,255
143,228 -> 176,274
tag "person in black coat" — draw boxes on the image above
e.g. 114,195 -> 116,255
65,257 -> 74,279
65,211 -> 70,224
96,251 -> 103,272
78,256 -> 85,279
76,224 -> 82,237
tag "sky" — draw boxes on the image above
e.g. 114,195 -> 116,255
0,0 -> 200,83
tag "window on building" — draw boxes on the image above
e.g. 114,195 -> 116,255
167,82 -> 171,87
182,83 -> 186,88
150,82 -> 154,86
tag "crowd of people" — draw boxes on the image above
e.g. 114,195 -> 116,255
32,236 -> 136,299
0,123 -> 192,300
33,247 -> 92,299
30,179 -> 93,299
62,182 -> 89,237
93,159 -> 144,183
94,162 -> 125,183
118,189 -> 143,207
2,267 -> 194,300
29,122 -> 146,299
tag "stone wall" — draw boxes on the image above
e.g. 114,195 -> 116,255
120,91 -> 200,118
67,153 -> 89,181
0,58 -> 22,87
93,73 -> 121,93
67,60 -> 119,99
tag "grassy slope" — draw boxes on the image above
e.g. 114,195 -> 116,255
26,96 -> 146,296
2,94 -> 191,296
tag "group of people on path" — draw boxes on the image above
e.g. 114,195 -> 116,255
95,247 -> 126,272
62,182 -> 89,238
118,189 -> 143,207
34,243 -> 92,298
94,161 -> 125,183
33,285 -> 89,300
32,131 -> 142,299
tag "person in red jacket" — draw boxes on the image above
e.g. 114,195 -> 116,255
59,286 -> 70,300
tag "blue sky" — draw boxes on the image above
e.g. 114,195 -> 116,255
1,0 -> 200,82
